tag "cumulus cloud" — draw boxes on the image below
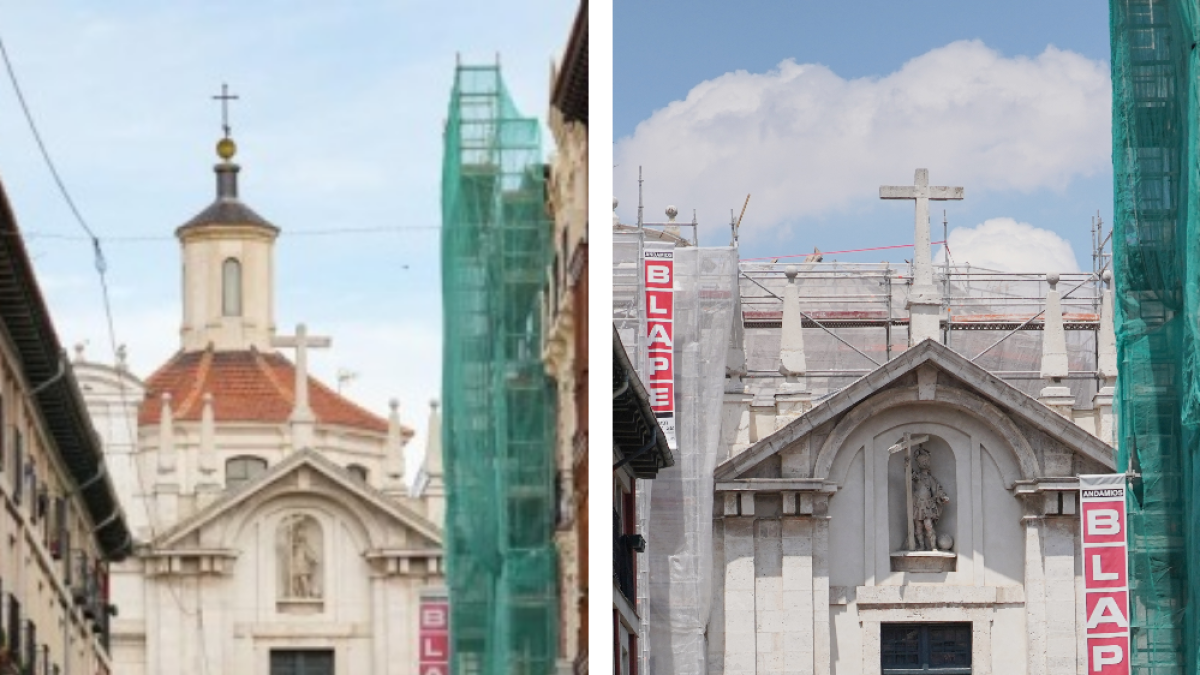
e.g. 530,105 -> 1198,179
614,40 -> 1111,236
936,217 -> 1080,273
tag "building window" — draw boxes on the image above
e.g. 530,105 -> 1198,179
269,649 -> 334,675
881,623 -> 971,674
346,464 -> 368,483
225,456 -> 267,489
222,258 -> 242,317
12,430 -> 22,505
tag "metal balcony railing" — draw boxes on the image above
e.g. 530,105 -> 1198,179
613,511 -> 634,603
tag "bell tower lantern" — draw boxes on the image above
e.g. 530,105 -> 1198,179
177,85 -> 279,352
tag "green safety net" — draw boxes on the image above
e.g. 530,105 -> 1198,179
1110,0 -> 1200,671
441,64 -> 558,675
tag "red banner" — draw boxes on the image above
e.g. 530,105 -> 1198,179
419,597 -> 449,675
1079,474 -> 1130,675
644,245 -> 676,449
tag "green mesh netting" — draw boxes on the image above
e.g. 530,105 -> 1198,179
1110,1 -> 1199,671
441,64 -> 558,675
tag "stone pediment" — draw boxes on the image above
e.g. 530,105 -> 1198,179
150,448 -> 442,552
715,339 -> 1115,483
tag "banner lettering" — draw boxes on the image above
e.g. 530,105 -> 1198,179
644,245 -> 677,449
1080,474 -> 1130,675
419,597 -> 450,675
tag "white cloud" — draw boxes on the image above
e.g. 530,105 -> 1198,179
936,217 -> 1080,273
614,40 -> 1111,235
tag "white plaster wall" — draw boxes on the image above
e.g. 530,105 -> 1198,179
827,447 -> 865,589
828,604 -> 861,675
981,446 -> 1024,587
75,362 -> 149,535
991,605 -> 1028,674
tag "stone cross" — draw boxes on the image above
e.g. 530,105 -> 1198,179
273,324 -> 332,426
888,432 -> 929,552
880,169 -> 963,343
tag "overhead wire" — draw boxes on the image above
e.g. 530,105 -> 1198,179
740,240 -> 948,263
0,26 -> 212,675
15,224 -> 440,243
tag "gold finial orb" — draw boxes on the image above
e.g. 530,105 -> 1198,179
216,137 -> 237,161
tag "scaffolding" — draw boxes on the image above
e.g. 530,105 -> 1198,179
1110,0 -> 1199,671
441,64 -> 557,675
617,230 -> 1113,407
613,226 -> 1117,673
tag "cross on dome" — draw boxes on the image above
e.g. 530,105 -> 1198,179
212,83 -> 239,139
273,323 -> 332,425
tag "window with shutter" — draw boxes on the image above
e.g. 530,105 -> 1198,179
881,622 -> 971,674
270,649 -> 334,675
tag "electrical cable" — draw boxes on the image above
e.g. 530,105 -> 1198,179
740,240 -> 948,263
0,27 -> 212,675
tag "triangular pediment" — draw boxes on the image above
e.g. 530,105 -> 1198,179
715,339 -> 1115,481
151,449 -> 442,551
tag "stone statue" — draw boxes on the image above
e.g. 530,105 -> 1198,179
908,445 -> 950,551
282,516 -> 321,599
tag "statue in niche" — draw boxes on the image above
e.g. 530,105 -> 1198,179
280,515 -> 322,599
909,445 -> 950,551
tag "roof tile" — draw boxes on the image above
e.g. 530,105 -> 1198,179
138,347 -> 389,434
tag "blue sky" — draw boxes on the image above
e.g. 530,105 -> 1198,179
613,1 -> 1113,271
0,1 -> 576,471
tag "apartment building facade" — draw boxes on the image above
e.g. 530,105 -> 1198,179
0,182 -> 132,675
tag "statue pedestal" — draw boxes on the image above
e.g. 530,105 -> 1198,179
277,598 -> 324,615
890,550 -> 956,573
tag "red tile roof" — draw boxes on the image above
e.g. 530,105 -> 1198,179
138,347 -> 388,434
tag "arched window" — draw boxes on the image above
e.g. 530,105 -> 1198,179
226,455 -> 267,489
222,258 -> 243,317
347,464 -> 369,483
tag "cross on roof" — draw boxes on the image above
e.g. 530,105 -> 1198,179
212,83 -> 239,139
880,169 -> 963,292
273,323 -> 332,424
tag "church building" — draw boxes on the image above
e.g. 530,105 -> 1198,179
73,126 -> 446,675
617,169 -> 1122,674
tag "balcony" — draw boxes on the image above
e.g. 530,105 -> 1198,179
613,511 -> 635,603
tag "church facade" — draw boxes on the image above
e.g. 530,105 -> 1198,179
74,133 -> 445,675
618,169 -> 1123,674
712,341 -> 1115,674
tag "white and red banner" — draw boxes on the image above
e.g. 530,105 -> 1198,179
644,244 -> 677,449
1080,474 -> 1131,675
419,596 -> 450,675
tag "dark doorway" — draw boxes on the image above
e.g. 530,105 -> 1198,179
270,649 -> 335,675
881,622 -> 971,674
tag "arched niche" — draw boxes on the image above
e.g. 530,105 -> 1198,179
826,402 -> 1025,588
278,513 -> 324,606
886,433 -> 956,555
